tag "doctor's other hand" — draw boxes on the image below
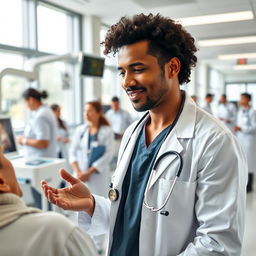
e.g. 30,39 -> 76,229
41,169 -> 95,216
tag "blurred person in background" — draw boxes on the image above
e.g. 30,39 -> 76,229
217,94 -> 237,130
50,104 -> 70,160
105,96 -> 132,171
234,93 -> 256,193
17,88 -> 58,209
201,93 -> 214,114
105,96 -> 132,141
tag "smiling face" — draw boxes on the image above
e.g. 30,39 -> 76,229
117,41 -> 179,112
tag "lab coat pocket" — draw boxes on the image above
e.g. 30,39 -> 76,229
154,178 -> 197,255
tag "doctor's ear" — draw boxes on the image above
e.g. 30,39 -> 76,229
166,57 -> 180,78
0,176 -> 10,193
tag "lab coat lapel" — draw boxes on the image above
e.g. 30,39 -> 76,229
113,117 -> 148,187
148,92 -> 196,189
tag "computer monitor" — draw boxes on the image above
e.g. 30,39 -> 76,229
0,116 -> 18,158
80,53 -> 105,78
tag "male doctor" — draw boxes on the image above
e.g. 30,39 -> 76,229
42,13 -> 247,256
217,94 -> 237,130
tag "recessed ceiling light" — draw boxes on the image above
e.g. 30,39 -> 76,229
176,11 -> 253,26
198,36 -> 256,47
233,64 -> 256,70
218,53 -> 256,60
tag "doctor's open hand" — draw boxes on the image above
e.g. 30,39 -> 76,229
41,169 -> 95,216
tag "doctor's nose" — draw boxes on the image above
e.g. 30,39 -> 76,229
121,74 -> 137,89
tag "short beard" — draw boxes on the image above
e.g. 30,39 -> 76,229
132,95 -> 161,112
133,71 -> 167,112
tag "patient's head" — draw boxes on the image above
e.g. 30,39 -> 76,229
0,147 -> 22,197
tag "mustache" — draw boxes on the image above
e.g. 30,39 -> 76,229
126,86 -> 146,92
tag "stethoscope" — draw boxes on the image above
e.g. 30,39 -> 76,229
108,92 -> 186,216
143,151 -> 183,216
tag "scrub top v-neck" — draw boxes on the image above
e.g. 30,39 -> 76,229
110,121 -> 173,256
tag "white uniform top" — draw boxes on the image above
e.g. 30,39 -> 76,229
217,102 -> 237,130
69,124 -> 114,196
56,120 -> 69,159
105,108 -> 132,135
201,103 -> 213,114
79,92 -> 247,256
0,193 -> 97,256
235,106 -> 256,174
24,104 -> 58,160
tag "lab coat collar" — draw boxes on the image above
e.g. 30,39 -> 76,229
175,91 -> 197,139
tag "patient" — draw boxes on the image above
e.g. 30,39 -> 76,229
0,146 -> 97,256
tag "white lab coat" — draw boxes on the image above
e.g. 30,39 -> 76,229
235,107 -> 256,174
69,124 -> 114,196
56,121 -> 69,159
24,104 -> 58,160
79,93 -> 247,256
201,103 -> 213,114
217,102 -> 237,130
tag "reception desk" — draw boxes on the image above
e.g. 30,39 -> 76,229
12,157 -> 66,211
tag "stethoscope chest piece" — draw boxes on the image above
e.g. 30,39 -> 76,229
108,188 -> 119,201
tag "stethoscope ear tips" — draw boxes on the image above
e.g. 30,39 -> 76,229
160,211 -> 169,216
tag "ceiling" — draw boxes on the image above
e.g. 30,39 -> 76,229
48,0 -> 256,80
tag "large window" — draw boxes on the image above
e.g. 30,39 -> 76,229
39,62 -> 76,123
0,0 -> 82,128
0,0 -> 23,47
0,52 -> 26,128
37,4 -> 69,54
100,27 -> 121,105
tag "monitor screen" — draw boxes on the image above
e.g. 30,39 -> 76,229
0,117 -> 18,157
80,54 -> 105,78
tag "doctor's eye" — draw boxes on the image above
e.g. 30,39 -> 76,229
118,71 -> 125,77
133,68 -> 146,73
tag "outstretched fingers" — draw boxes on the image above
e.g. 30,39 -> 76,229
60,168 -> 80,185
41,180 -> 58,201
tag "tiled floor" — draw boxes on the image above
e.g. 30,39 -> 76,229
241,190 -> 256,256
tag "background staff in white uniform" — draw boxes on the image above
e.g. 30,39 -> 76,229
17,88 -> 58,159
42,13 -> 247,256
234,93 -> 256,193
69,101 -> 114,195
217,94 -> 237,130
0,147 -> 97,256
105,96 -> 132,172
105,96 -> 132,140
201,93 -> 214,114
17,88 -> 58,209
50,104 -> 70,160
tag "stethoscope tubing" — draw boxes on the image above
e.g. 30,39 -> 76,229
143,151 -> 183,212
110,92 -> 186,214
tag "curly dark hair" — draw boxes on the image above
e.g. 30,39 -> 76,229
102,13 -> 197,84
